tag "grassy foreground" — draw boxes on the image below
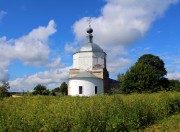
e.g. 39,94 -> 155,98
144,113 -> 180,132
0,92 -> 180,131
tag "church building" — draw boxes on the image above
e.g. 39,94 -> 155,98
68,25 -> 118,96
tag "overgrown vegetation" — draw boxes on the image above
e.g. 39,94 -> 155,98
144,113 -> 180,131
0,92 -> 179,131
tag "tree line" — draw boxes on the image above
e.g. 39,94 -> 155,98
32,82 -> 68,96
0,81 -> 68,97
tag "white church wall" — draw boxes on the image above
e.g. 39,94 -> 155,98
68,78 -> 103,96
73,53 -> 80,68
73,52 -> 106,70
73,52 -> 93,70
92,52 -> 106,69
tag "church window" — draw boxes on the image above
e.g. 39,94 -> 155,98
79,86 -> 83,94
95,86 -> 97,94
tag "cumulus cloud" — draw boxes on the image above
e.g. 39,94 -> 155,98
47,57 -> 61,68
0,10 -> 7,21
14,20 -> 56,66
10,67 -> 70,92
0,68 -> 9,81
106,45 -> 131,73
0,20 -> 57,81
0,37 -> 12,81
74,0 -> 178,46
65,42 -> 79,54
167,72 -> 180,80
1,20 -> 70,91
107,57 -> 131,73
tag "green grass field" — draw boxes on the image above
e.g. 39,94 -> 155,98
0,92 -> 180,131
144,113 -> 180,132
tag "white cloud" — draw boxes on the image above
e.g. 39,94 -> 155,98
107,57 -> 131,73
161,53 -> 180,74
0,20 -> 70,91
14,20 -> 57,66
72,0 -> 178,74
10,67 -> 70,92
167,72 -> 180,80
0,37 -> 12,81
106,45 -> 130,73
0,68 -> 9,81
65,42 -> 79,54
0,20 -> 57,81
74,0 -> 178,46
47,57 -> 61,68
0,10 -> 7,21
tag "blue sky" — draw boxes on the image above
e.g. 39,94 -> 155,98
0,0 -> 180,92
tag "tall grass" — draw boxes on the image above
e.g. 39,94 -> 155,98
0,92 -> 180,131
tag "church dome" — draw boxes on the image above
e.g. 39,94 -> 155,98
79,42 -> 104,53
75,25 -> 106,54
77,26 -> 105,53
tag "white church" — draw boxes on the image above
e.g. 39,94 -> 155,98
68,25 -> 118,96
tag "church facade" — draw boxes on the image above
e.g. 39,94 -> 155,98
68,26 -> 117,96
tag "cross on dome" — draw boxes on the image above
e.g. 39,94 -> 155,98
87,17 -> 91,28
87,17 -> 93,34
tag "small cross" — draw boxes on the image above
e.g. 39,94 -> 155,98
87,17 -> 91,28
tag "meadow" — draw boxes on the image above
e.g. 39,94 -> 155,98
144,113 -> 180,131
0,92 -> 180,131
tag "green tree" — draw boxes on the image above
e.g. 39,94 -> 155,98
52,87 -> 61,92
0,81 -> 11,97
121,54 -> 167,93
117,73 -> 124,82
60,82 -> 68,95
137,54 -> 167,76
51,87 -> 61,96
32,84 -> 50,95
